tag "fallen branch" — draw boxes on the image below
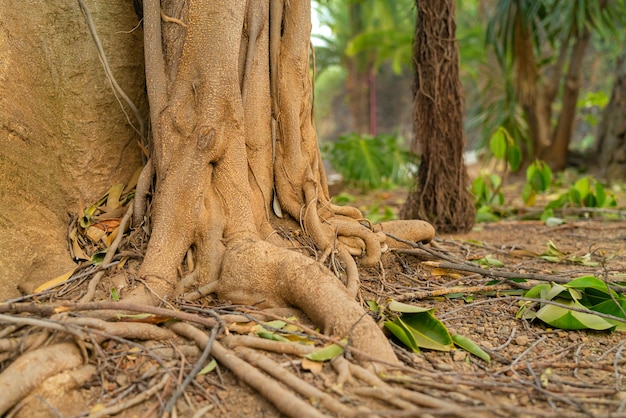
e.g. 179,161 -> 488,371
168,321 -> 327,418
89,373 -> 170,418
233,345 -> 358,417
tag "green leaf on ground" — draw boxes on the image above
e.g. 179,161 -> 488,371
305,341 -> 345,362
385,302 -> 454,352
535,300 -> 615,331
452,334 -> 490,363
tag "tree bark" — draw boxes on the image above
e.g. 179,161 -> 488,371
596,52 -> 626,180
401,0 -> 475,233
0,0 -> 145,299
135,0 -> 436,365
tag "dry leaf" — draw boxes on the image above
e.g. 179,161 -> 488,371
431,268 -> 463,280
85,225 -> 106,243
106,183 -> 125,210
301,358 -> 323,374
34,267 -> 77,293
510,249 -> 539,258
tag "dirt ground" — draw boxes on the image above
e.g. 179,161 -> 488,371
1,190 -> 626,417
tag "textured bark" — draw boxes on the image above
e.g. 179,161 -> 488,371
596,52 -> 626,180
539,30 -> 592,170
0,0 -> 145,299
136,0 -> 436,365
400,0 -> 475,234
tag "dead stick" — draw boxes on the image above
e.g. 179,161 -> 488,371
89,374 -> 169,418
234,345 -> 358,417
168,322 -> 327,418
395,284 -> 515,302
0,301 -> 217,328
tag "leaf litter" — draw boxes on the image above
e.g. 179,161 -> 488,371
1,186 -> 626,416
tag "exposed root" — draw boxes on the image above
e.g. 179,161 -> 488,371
233,345 -> 359,417
217,238 -> 400,366
0,342 -> 83,416
169,321 -> 328,418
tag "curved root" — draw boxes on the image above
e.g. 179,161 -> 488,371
217,239 -> 399,366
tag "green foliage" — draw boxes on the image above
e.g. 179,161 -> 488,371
522,160 -> 553,205
322,132 -> 413,190
518,276 -> 626,331
361,202 -> 397,223
472,173 -> 504,208
489,127 -> 522,171
544,176 -> 617,214
371,300 -> 490,362
577,90 -> 609,127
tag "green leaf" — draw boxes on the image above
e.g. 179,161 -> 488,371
452,334 -> 491,363
385,320 -> 420,353
110,288 -> 119,301
475,256 -> 505,267
366,300 -> 380,313
545,284 -> 568,301
535,299 -> 615,330
489,128 -> 508,159
391,311 -> 454,351
507,145 -> 522,171
526,160 -> 552,193
388,300 -> 434,314
566,276 -> 611,293
305,342 -> 345,362
199,359 -> 217,375
256,332 -> 290,342
524,283 -> 552,299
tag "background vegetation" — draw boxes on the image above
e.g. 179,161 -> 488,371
313,0 -> 626,221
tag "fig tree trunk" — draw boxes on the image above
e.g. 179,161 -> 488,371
135,0 -> 435,365
400,0 -> 475,234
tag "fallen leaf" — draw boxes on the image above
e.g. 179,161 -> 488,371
106,183 -> 125,209
305,342 -> 345,361
301,357 -> 323,374
34,267 -> 77,293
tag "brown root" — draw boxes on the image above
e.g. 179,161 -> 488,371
0,342 -> 83,416
374,219 -> 436,249
217,239 -> 399,366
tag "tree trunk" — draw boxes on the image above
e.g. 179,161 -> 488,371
596,52 -> 626,180
345,1 -> 372,135
540,30 -> 592,170
400,0 -> 475,234
0,0 -> 145,299
135,0 -> 435,365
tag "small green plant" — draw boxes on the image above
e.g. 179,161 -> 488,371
522,160 -> 553,205
322,132 -> 413,190
544,176 -> 617,213
488,126 -> 521,171
472,173 -> 505,222
470,127 -> 521,222
361,202 -> 397,223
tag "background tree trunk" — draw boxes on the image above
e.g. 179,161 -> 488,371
401,0 -> 475,234
596,52 -> 626,180
0,0 -> 145,299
